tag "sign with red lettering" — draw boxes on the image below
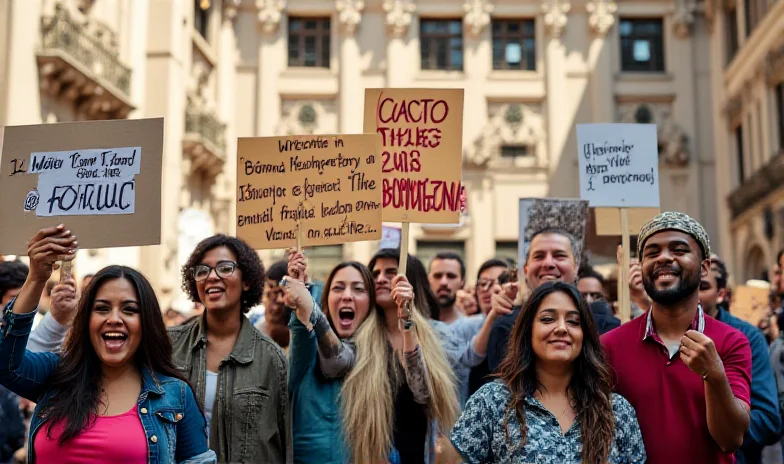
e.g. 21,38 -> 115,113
363,89 -> 464,223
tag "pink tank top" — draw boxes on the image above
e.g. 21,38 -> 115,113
34,405 -> 147,463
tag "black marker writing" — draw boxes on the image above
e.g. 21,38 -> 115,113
46,181 -> 134,214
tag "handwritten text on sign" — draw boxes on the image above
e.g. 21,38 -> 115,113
364,89 -> 464,223
236,134 -> 382,249
9,147 -> 141,216
577,124 -> 660,208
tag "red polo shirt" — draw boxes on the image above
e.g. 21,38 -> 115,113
601,307 -> 751,464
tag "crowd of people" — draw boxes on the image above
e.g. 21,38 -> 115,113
1,211 -> 784,463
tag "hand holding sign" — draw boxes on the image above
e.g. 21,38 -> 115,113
27,224 -> 77,283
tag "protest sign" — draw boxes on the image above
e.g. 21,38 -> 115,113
595,207 -> 660,236
0,118 -> 164,255
577,123 -> 660,208
731,285 -> 770,326
236,134 -> 382,250
363,88 -> 464,224
518,198 -> 588,270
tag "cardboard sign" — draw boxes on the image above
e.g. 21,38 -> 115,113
236,134 -> 382,250
595,207 -> 660,236
363,88 -> 464,224
731,285 -> 770,326
0,118 -> 164,255
577,123 -> 660,208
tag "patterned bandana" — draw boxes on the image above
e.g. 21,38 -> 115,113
637,211 -> 710,260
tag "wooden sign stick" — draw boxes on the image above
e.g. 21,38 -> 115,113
619,208 -> 631,323
399,222 -> 410,276
59,260 -> 72,284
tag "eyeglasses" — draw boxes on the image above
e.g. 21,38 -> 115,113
476,279 -> 498,290
581,292 -> 604,302
191,261 -> 237,282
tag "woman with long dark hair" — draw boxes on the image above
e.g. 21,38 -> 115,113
0,225 -> 214,463
449,281 -> 645,463
171,235 -> 289,463
284,253 -> 375,463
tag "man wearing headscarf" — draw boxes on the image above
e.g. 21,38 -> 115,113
602,212 -> 753,464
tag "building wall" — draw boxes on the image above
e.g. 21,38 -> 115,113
0,0 -> 727,304
709,0 -> 784,284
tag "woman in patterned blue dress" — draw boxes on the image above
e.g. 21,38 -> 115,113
449,281 -> 646,463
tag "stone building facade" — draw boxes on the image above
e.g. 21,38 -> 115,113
0,0 -> 745,303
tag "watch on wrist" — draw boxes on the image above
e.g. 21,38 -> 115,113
398,317 -> 414,332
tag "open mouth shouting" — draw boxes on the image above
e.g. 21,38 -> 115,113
102,331 -> 129,352
337,307 -> 356,329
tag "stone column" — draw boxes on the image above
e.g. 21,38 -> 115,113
256,0 -> 285,136
383,0 -> 415,87
140,0 -> 189,300
586,0 -> 616,123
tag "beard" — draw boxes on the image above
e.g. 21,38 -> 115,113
643,265 -> 701,306
437,294 -> 457,308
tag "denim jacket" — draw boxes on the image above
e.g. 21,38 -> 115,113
0,302 -> 216,464
168,313 -> 292,464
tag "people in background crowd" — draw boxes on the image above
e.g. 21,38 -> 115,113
603,212 -> 752,464
0,385 -> 24,464
428,252 -> 466,324
0,226 -> 215,463
701,255 -> 781,464
448,282 -> 645,463
578,267 -> 620,334
455,286 -> 478,316
81,273 -> 94,291
0,261 -> 27,308
174,234 -> 290,463
254,260 -> 292,350
285,253 -> 374,464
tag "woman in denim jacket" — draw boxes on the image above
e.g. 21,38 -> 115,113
0,225 -> 215,464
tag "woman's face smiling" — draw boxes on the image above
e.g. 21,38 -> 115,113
196,246 -> 248,313
89,278 -> 142,369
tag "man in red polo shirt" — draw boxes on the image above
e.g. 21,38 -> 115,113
602,212 -> 752,464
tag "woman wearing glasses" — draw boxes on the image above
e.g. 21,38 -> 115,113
170,235 -> 290,463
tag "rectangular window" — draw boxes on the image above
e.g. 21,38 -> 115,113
776,83 -> 784,151
736,125 -> 745,184
288,17 -> 331,68
619,18 -> 665,72
194,0 -> 209,39
420,19 -> 464,71
500,145 -> 531,158
416,241 -> 465,269
495,241 -> 518,264
726,7 -> 739,64
491,19 -> 536,71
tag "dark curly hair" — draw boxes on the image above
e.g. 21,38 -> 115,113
181,235 -> 265,313
0,260 -> 28,302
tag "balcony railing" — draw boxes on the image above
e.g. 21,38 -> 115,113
40,6 -> 131,95
185,110 -> 227,155
728,150 -> 784,219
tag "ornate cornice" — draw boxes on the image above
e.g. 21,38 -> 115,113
673,0 -> 697,38
223,0 -> 241,22
383,0 -> 416,38
463,0 -> 494,38
336,0 -> 365,36
586,0 -> 616,37
542,0 -> 570,38
256,0 -> 286,34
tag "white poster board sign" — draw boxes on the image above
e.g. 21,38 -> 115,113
577,124 -> 660,208
379,225 -> 402,249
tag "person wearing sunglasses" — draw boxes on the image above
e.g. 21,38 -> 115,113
170,235 -> 291,463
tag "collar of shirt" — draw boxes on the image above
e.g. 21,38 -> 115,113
641,304 -> 705,344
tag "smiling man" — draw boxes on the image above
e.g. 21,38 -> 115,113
602,212 -> 752,464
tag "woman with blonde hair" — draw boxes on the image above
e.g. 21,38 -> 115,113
321,249 -> 459,464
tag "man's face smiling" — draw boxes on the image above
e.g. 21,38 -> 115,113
524,232 -> 577,289
641,230 -> 708,306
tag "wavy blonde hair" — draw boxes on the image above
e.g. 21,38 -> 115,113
340,304 -> 459,463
